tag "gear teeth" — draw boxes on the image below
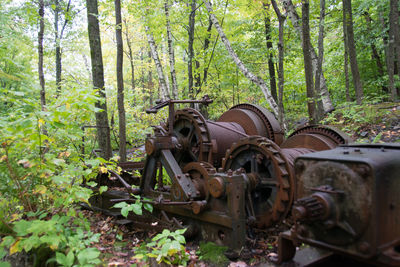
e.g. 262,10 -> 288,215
222,136 -> 294,228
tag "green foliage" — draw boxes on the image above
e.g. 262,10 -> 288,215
197,242 -> 229,266
0,211 -> 101,266
134,228 -> 189,266
112,196 -> 153,217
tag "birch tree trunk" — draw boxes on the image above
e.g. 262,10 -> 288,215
145,26 -> 170,100
115,0 -> 126,162
164,0 -> 178,99
314,0 -> 325,120
271,0 -> 285,125
280,0 -> 334,113
343,0 -> 363,104
86,0 -> 112,159
203,0 -> 279,116
302,0 -> 316,123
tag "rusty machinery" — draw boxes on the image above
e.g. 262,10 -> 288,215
275,143 -> 400,266
93,96 -> 348,252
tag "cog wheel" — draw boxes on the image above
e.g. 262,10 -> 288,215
171,108 -> 212,167
222,136 -> 293,228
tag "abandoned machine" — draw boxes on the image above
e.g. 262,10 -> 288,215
90,96 -> 400,266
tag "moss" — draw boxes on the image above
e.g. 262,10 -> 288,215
197,242 -> 229,266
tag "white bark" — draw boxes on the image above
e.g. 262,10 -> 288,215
164,0 -> 178,99
145,25 -> 170,100
280,0 -> 334,112
203,0 -> 279,116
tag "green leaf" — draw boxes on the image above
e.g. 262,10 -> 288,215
143,203 -> 153,213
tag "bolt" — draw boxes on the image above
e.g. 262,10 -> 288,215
177,175 -> 181,179
188,192 -> 191,197
185,173 -> 190,177
227,169 -> 233,176
196,190 -> 200,195
343,151 -> 349,155
354,148 -> 361,152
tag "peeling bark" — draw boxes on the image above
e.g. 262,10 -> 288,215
302,0 -> 316,123
164,0 -> 178,99
145,26 -> 170,100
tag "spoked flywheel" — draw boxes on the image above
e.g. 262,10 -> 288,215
222,137 -> 293,228
171,108 -> 212,167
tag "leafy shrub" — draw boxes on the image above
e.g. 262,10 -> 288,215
133,228 -> 189,266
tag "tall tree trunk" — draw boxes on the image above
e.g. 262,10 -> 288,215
201,16 -> 213,90
123,20 -> 135,93
343,4 -> 351,102
262,3 -> 277,102
314,0 -> 325,120
54,0 -> 71,97
343,0 -> 363,104
54,0 -> 62,96
204,0 -> 279,116
302,0 -> 316,123
164,0 -> 178,99
188,0 -> 196,101
86,0 -> 112,159
271,0 -> 286,125
389,0 -> 400,101
363,12 -> 385,84
162,42 -> 171,96
145,26 -> 170,100
280,0 -> 334,112
38,0 -> 46,113
148,50 -> 154,104
115,0 -> 126,162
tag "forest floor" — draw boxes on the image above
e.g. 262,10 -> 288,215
87,102 -> 400,267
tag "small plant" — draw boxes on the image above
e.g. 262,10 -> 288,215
197,242 -> 229,266
112,196 -> 153,217
134,228 -> 189,266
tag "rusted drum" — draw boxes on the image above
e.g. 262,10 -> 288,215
281,125 -> 351,151
218,104 -> 284,145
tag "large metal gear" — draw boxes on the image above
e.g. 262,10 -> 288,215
172,108 -> 212,167
221,136 -> 294,228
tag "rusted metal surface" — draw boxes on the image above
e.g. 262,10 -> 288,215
282,125 -> 351,150
218,103 -> 284,145
89,96 -> 400,266
277,143 -> 400,266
